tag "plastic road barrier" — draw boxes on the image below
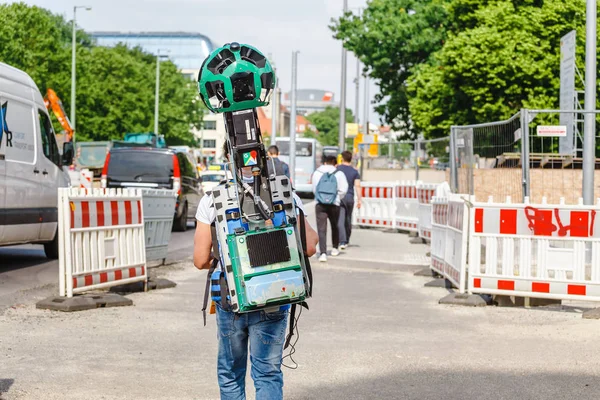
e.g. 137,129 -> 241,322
142,189 -> 177,263
430,194 -> 470,292
417,183 -> 438,241
394,181 -> 419,232
354,182 -> 396,228
58,188 -> 147,297
468,196 -> 600,301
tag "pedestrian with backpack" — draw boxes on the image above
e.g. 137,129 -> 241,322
311,154 -> 348,262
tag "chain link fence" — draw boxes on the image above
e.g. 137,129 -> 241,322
358,137 -> 450,183
450,109 -> 600,204
451,112 -> 522,200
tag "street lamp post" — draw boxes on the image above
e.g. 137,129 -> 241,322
338,0 -> 349,151
289,50 -> 299,184
71,5 -> 91,148
154,50 -> 169,135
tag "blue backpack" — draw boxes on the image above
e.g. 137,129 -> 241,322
315,171 -> 338,204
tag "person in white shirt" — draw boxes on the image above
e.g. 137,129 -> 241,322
311,155 -> 349,262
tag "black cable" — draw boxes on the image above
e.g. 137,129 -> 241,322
282,306 -> 302,370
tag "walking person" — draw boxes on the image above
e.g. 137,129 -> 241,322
337,150 -> 362,249
267,145 -> 290,178
311,155 -> 348,262
194,143 -> 318,400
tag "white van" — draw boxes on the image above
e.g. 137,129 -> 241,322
0,63 -> 73,258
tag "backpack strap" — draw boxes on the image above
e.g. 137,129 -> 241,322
202,222 -> 222,326
284,207 -> 313,349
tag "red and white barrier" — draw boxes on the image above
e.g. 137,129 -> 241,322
468,197 -> 600,301
394,181 -> 419,232
417,183 -> 439,241
430,194 -> 470,292
79,169 -> 93,189
58,188 -> 147,297
354,182 -> 396,228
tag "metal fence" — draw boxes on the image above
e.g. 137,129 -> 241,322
450,112 -> 522,199
450,109 -> 600,204
359,136 -> 451,182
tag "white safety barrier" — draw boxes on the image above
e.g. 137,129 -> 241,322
394,181 -> 419,232
354,182 -> 396,228
58,188 -> 147,297
430,194 -> 470,292
417,183 -> 438,240
142,189 -> 177,262
79,169 -> 93,189
468,197 -> 600,301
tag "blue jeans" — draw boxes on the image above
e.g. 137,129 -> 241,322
215,303 -> 288,400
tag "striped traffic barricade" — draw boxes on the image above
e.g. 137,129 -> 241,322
468,196 -> 600,301
58,187 -> 147,297
394,180 -> 419,232
416,182 -> 438,241
354,182 -> 396,228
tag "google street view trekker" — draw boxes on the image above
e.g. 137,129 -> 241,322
192,42 -> 318,400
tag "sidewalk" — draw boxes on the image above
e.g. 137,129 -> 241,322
304,201 -> 430,269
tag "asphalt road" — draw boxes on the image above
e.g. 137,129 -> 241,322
0,225 -> 197,311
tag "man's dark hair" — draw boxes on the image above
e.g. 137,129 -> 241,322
267,145 -> 279,156
341,150 -> 352,163
324,155 -> 337,165
223,141 -> 230,159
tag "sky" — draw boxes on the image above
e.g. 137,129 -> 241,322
14,0 -> 381,126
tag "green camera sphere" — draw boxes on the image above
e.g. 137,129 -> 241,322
198,42 -> 276,113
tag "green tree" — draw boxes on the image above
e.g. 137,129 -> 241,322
331,0 -> 450,135
304,107 -> 354,146
0,3 -> 202,145
408,0 -> 587,138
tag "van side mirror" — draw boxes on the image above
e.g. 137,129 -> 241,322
62,142 -> 74,166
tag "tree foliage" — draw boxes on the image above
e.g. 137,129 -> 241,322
0,3 -> 202,145
331,0 -> 450,135
304,106 -> 354,146
332,0 -> 591,140
408,0 -> 587,138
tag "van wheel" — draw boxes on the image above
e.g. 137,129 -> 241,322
173,203 -> 188,232
44,230 -> 60,259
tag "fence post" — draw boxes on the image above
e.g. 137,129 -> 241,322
415,137 -> 420,181
449,126 -> 458,193
520,108 -> 531,200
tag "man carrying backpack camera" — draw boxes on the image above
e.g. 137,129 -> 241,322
311,155 -> 348,262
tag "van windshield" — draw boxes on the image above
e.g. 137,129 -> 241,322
277,142 -> 313,157
77,146 -> 108,167
106,151 -> 173,187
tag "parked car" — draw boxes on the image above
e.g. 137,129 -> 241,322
200,170 -> 227,193
0,62 -> 74,258
101,147 -> 203,231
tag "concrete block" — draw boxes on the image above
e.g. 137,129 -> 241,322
493,295 -> 561,308
36,293 -> 132,312
409,237 -> 425,244
424,278 -> 452,289
439,293 -> 487,307
582,308 -> 600,319
149,278 -> 177,290
408,231 -> 418,238
109,277 -> 176,293
414,268 -> 436,277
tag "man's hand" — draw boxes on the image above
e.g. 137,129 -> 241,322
193,222 -> 213,270
357,199 -> 362,209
